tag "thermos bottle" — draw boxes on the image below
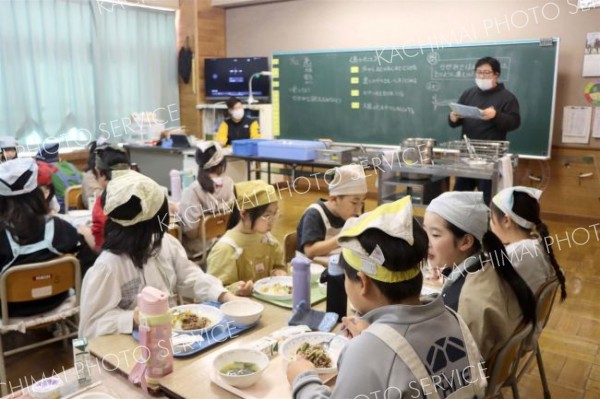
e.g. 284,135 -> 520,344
137,287 -> 173,385
326,254 -> 347,322
291,256 -> 311,311
169,169 -> 182,202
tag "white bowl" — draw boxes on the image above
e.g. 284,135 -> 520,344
280,332 -> 348,374
213,348 -> 269,388
310,263 -> 325,285
220,300 -> 264,327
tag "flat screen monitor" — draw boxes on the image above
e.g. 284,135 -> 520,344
204,57 -> 270,102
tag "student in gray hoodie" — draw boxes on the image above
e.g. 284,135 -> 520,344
287,197 -> 487,399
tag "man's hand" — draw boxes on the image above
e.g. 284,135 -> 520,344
449,111 -> 462,123
481,106 -> 497,120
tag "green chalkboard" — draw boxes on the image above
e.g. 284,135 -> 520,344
272,39 -> 558,159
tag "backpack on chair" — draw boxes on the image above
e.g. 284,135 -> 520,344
51,161 -> 83,212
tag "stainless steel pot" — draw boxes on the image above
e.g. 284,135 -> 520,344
400,138 -> 436,180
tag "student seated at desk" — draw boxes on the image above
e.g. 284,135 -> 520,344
78,171 -> 237,339
35,142 -> 83,213
179,141 -> 234,258
287,197 -> 487,398
490,186 -> 567,299
85,144 -> 131,252
36,160 -> 60,214
424,191 -> 536,363
296,164 -> 367,258
0,158 -> 80,316
207,180 -> 287,296
81,139 -> 107,209
214,96 -> 260,147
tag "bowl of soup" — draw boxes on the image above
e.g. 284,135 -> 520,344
213,348 -> 269,388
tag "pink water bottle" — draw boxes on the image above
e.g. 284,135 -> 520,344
137,287 -> 173,385
169,170 -> 182,202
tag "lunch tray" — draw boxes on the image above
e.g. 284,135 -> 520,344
132,301 -> 259,358
252,284 -> 327,309
208,341 -> 336,399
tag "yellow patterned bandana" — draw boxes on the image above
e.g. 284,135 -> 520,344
104,171 -> 166,226
338,196 -> 420,283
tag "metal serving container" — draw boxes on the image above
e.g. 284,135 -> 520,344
400,138 -> 436,179
315,146 -> 355,165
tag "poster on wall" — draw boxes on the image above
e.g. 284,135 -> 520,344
583,32 -> 600,77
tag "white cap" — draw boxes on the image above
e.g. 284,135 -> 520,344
328,164 -> 368,196
427,191 -> 488,242
0,136 -> 16,149
492,186 -> 543,229
0,158 -> 38,197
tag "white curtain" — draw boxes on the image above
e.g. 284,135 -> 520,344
0,0 -> 178,151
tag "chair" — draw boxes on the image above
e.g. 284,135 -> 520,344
485,323 -> 533,399
515,278 -> 560,399
167,223 -> 183,242
283,231 -> 297,264
189,211 -> 232,266
0,256 -> 81,395
65,184 -> 85,211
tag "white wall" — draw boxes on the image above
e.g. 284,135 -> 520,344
225,0 -> 600,148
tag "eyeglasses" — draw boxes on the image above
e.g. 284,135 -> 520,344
475,70 -> 495,77
260,211 -> 279,223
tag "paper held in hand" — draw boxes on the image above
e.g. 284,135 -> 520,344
449,103 -> 484,119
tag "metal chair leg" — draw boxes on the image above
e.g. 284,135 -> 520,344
535,343 -> 551,399
0,336 -> 7,396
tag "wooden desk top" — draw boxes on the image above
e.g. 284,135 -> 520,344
88,301 -> 327,399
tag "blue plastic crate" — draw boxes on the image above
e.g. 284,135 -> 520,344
232,139 -> 268,156
257,140 -> 326,161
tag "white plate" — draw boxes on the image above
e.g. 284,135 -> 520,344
170,304 -> 224,334
68,209 -> 92,217
280,332 -> 349,374
253,276 -> 293,300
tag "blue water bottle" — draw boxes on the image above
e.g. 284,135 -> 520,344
292,256 -> 311,311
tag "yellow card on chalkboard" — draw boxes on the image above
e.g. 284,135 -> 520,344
272,58 -> 279,65
351,90 -> 360,97
272,68 -> 279,78
273,81 -> 280,88
350,66 -> 359,73
351,102 -> 360,109
350,77 -> 359,84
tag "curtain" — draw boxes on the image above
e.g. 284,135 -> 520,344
0,0 -> 178,151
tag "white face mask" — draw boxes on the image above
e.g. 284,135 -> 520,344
231,109 -> 244,120
475,78 -> 494,91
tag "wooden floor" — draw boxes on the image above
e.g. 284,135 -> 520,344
4,190 -> 600,398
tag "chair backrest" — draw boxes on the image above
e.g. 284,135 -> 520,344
535,277 -> 559,334
283,231 -> 297,264
65,184 -> 84,211
167,224 -> 183,242
0,255 -> 81,322
200,211 -> 232,259
486,322 -> 533,396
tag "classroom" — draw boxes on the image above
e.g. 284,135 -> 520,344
0,0 -> 599,398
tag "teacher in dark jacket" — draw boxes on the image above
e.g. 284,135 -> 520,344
448,56 -> 520,204
215,96 -> 261,146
